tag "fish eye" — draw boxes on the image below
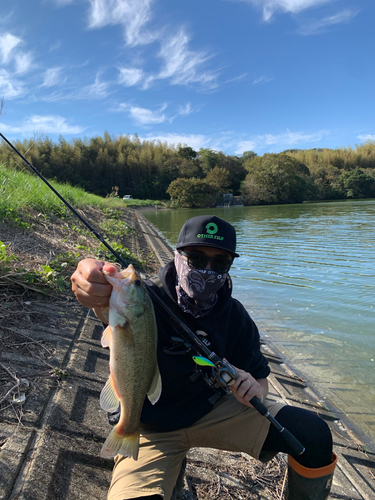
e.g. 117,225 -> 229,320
134,279 -> 142,286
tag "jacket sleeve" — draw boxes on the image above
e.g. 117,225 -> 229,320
227,300 -> 270,380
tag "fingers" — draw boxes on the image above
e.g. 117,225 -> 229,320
227,364 -> 263,407
71,258 -> 114,309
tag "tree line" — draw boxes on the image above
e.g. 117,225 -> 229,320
1,132 -> 374,207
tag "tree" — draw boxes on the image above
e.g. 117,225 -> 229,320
241,154 -> 311,205
242,150 -> 257,161
167,178 -> 216,208
338,169 -> 375,198
205,166 -> 231,192
198,148 -> 218,174
177,146 -> 197,160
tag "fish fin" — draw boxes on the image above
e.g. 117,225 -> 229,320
100,376 -> 119,412
100,426 -> 139,460
147,363 -> 162,405
101,326 -> 112,348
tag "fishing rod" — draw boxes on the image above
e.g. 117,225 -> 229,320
0,132 -> 305,456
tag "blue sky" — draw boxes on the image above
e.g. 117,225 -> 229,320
0,0 -> 374,155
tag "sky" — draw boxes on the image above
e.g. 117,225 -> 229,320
0,0 -> 374,156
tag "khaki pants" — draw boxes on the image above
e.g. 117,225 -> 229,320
108,394 -> 285,500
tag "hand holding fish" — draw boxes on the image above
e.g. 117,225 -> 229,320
71,258 -> 116,321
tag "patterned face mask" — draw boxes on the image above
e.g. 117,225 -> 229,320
174,250 -> 228,302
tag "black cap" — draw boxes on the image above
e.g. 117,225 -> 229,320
176,215 -> 239,258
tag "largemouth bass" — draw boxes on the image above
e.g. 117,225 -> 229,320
99,264 -> 161,460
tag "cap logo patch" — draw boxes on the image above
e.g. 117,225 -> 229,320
205,223 -> 218,235
196,222 -> 224,241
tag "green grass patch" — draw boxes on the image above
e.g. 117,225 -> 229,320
0,163 -> 125,224
122,198 -> 167,207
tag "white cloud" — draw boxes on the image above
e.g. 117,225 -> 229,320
0,69 -> 26,99
252,75 -> 274,84
178,103 -> 193,116
118,67 -> 144,87
357,134 -> 375,142
140,133 -> 210,151
157,29 -> 218,89
40,74 -> 111,102
14,52 -> 33,74
235,129 -> 329,154
119,103 -> 167,125
80,75 -> 111,99
0,115 -> 85,135
42,67 -> 63,87
240,0 -> 333,21
298,9 -> 358,35
223,73 -> 248,84
0,33 -> 21,63
87,0 -> 156,46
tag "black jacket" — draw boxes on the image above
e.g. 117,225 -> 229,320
139,261 -> 270,432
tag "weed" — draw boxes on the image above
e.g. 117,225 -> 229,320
95,242 -> 143,269
99,219 -> 133,239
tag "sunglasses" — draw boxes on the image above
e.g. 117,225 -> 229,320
178,250 -> 233,273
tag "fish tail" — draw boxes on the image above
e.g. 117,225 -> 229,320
100,426 -> 140,460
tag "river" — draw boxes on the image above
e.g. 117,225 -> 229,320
142,200 -> 375,445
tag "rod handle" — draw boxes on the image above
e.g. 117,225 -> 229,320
278,426 -> 306,456
250,397 -> 305,456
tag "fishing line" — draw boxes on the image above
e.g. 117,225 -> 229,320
0,132 -> 305,456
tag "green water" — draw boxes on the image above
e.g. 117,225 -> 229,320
143,200 -> 375,443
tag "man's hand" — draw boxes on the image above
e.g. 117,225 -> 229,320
70,259 -> 117,321
227,362 -> 268,408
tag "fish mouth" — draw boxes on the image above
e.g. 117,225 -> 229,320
103,264 -> 139,283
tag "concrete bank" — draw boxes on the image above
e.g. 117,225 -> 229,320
0,210 -> 374,500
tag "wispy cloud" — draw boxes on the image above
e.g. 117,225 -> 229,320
118,67 -> 144,87
53,0 -> 76,5
178,103 -> 193,116
0,115 -> 85,135
252,75 -> 274,84
234,128 -> 329,154
82,75 -> 112,99
0,69 -> 26,99
223,73 -> 248,84
118,103 -> 167,125
140,133 -> 210,151
49,40 -> 62,52
14,52 -> 33,74
0,33 -> 21,63
42,67 -> 63,87
238,0 -> 333,22
357,134 -> 375,142
157,29 -> 218,89
87,0 -> 156,46
40,73 -> 111,102
297,9 -> 358,35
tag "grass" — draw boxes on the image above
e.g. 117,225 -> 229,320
0,163 -> 126,218
0,163 -> 153,295
122,198 -> 167,207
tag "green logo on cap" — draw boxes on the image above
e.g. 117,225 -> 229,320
206,223 -> 218,235
196,222 -> 223,241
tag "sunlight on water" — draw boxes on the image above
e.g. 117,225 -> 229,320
144,200 -> 375,443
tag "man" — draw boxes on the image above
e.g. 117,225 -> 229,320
71,215 -> 337,500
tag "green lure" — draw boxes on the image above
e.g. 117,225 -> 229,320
192,356 -> 215,367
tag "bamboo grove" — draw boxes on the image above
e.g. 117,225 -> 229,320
1,132 -> 374,207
